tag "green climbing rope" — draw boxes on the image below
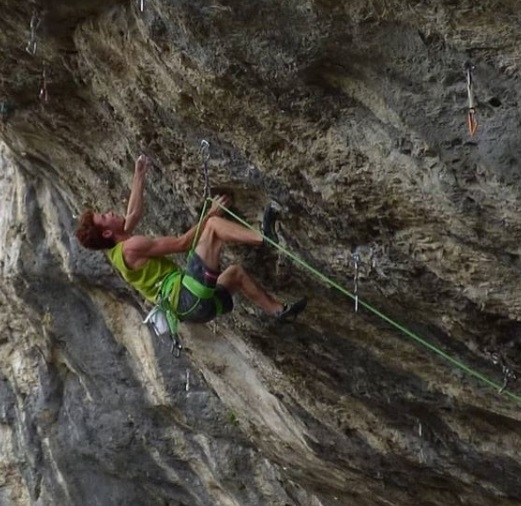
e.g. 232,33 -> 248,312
190,198 -> 210,257
210,197 -> 521,406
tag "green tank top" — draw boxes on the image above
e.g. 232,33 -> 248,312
107,242 -> 179,303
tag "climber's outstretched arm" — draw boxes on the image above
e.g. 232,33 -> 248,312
124,155 -> 151,234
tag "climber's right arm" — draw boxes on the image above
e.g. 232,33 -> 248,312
122,235 -> 190,267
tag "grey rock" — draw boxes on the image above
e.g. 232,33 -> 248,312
1,1 -> 521,505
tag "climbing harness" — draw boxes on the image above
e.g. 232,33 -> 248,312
465,61 -> 478,136
209,197 -> 521,406
144,266 -> 218,357
25,10 -> 41,55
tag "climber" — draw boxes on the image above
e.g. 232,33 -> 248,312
74,154 -> 307,326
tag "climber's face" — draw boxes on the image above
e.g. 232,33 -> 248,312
93,211 -> 125,239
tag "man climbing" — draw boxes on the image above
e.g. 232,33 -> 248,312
75,154 -> 307,327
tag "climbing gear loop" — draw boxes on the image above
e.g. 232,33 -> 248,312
465,61 -> 478,136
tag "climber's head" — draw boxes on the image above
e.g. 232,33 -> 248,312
75,210 -> 125,250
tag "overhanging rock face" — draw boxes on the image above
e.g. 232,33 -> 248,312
1,1 -> 521,505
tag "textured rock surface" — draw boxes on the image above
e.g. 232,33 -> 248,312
1,1 -> 521,505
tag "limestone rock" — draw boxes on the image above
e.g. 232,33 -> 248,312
1,1 -> 521,505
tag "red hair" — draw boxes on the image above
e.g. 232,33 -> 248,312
75,210 -> 116,250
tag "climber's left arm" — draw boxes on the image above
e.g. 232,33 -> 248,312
124,154 -> 151,233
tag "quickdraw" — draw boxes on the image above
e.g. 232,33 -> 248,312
351,245 -> 376,313
200,139 -> 211,199
26,10 -> 41,55
465,61 -> 478,136
485,349 -> 518,394
352,252 -> 360,312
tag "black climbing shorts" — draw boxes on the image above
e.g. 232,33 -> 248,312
177,253 -> 234,323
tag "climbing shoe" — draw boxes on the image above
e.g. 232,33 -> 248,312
261,203 -> 279,246
276,297 -> 307,322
